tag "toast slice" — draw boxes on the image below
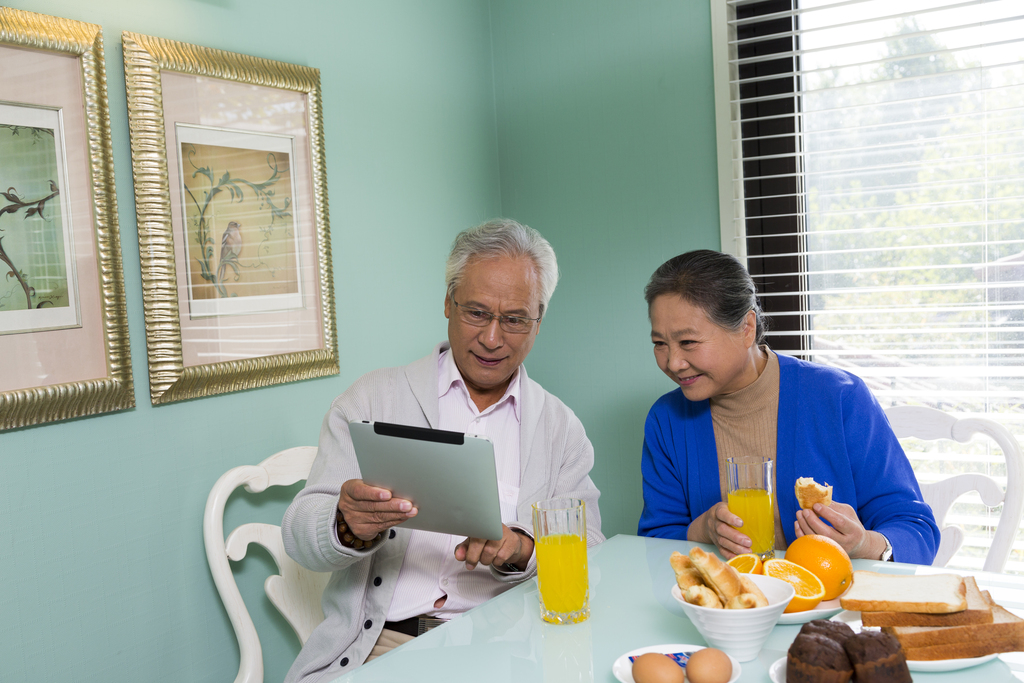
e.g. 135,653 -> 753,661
861,576 -> 992,627
884,604 -> 1022,651
903,636 -> 1023,661
840,571 -> 967,614
901,614 -> 1024,661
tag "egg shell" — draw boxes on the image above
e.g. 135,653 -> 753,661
631,652 -> 684,683
685,648 -> 732,683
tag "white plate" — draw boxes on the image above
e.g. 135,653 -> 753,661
611,644 -> 742,683
830,610 -> 999,672
769,656 -> 787,683
905,654 -> 998,672
776,597 -> 843,625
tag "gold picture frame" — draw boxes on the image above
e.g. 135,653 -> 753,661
0,8 -> 134,430
122,31 -> 338,405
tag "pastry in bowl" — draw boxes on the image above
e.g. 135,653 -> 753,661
672,570 -> 795,662
674,547 -> 768,610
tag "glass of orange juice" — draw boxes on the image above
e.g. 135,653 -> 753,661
726,456 -> 775,561
532,497 -> 589,624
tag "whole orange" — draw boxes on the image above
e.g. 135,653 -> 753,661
783,535 -> 853,601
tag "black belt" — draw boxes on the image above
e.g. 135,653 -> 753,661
383,615 -> 446,637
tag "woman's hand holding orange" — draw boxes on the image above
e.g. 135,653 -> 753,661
794,501 -> 887,560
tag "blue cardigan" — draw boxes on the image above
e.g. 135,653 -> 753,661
638,354 -> 939,565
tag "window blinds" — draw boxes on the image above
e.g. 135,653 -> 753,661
719,0 -> 1024,570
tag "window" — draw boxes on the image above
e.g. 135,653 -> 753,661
712,0 -> 1024,571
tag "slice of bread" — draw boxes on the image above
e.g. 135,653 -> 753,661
839,571 -> 967,614
899,607 -> 1024,661
795,477 -> 832,509
884,604 -> 1022,650
862,577 -> 992,627
903,635 -> 1024,661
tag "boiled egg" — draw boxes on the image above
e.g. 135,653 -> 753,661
631,652 -> 684,683
685,647 -> 732,683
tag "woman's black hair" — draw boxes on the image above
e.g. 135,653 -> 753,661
644,249 -> 767,344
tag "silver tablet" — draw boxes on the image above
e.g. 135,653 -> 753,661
349,420 -> 504,540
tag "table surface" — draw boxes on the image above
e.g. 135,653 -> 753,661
330,534 -> 1024,682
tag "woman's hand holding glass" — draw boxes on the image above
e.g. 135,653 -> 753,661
688,501 -> 756,560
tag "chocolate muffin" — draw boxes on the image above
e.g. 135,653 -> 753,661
799,619 -> 856,644
787,633 -> 854,683
843,631 -> 911,683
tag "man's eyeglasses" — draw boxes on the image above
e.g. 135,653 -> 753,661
451,298 -> 541,334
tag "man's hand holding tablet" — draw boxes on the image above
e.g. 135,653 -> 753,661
336,479 -> 418,542
338,479 -> 534,572
455,525 -> 534,572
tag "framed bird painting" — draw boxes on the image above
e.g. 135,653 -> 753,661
122,31 -> 339,405
0,8 -> 134,430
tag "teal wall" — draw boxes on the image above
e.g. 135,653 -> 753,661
2,2 -> 501,682
0,1 -> 720,682
489,0 -> 721,538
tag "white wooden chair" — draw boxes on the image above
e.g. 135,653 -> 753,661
204,447 -> 331,683
885,406 -> 1024,572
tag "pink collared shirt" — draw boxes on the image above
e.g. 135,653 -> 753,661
385,349 -> 523,622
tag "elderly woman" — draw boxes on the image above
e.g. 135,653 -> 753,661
637,250 -> 939,564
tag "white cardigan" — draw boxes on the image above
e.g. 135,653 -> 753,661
282,342 -> 604,683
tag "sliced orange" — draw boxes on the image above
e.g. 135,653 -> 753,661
783,535 -> 853,601
763,558 -> 825,613
726,553 -> 763,575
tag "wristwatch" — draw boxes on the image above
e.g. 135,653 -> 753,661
879,533 -> 893,562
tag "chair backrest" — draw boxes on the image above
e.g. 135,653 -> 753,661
885,406 -> 1024,572
204,447 -> 331,683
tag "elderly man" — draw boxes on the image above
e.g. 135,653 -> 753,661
282,219 -> 603,682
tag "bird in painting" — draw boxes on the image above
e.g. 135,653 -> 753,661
216,220 -> 242,284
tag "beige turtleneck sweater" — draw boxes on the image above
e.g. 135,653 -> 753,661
710,347 -> 787,551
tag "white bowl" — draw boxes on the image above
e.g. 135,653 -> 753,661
671,573 -> 795,662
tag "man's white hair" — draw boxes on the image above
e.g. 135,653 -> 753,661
444,218 -> 559,317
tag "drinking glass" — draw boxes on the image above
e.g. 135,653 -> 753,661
532,497 -> 589,624
726,456 -> 775,560
542,620 -> 593,682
